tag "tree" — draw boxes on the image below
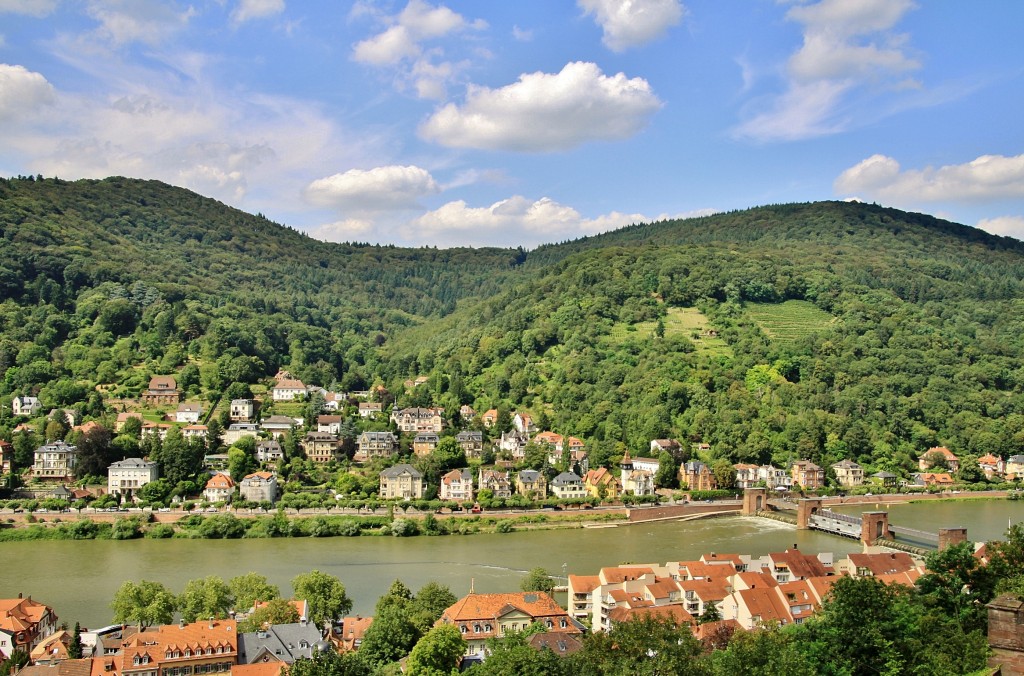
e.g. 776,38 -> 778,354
654,451 -> 679,489
711,626 -> 814,676
111,580 -> 177,629
291,570 -> 352,627
918,541 -> 996,633
405,624 -> 466,676
0,650 -> 28,676
411,582 -> 457,625
178,575 -> 233,623
230,572 -> 280,611
357,603 -> 422,668
711,459 -> 736,490
432,437 -> 466,474
290,648 -> 371,676
68,622 -> 83,659
228,445 -> 256,483
520,567 -> 556,594
570,616 -> 707,676
237,597 -> 300,633
470,623 -> 567,675
72,424 -> 114,479
138,478 -> 172,504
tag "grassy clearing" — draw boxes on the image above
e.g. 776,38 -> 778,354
606,307 -> 732,357
746,300 -> 836,344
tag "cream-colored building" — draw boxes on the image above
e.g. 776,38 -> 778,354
379,464 -> 424,500
108,457 -> 159,501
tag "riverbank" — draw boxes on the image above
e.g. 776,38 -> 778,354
0,491 -> 1014,542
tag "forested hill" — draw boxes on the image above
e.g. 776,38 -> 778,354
2,175 -> 1024,479
0,176 -> 524,327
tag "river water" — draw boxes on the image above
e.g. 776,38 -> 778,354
1,499 -> 1020,629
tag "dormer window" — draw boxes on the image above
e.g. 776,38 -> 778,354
460,625 -> 467,634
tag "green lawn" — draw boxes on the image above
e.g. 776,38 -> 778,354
606,307 -> 733,357
746,300 -> 836,344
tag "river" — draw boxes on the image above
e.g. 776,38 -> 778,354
1,499 -> 1020,629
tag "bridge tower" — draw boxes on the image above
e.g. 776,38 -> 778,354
861,511 -> 892,546
742,488 -> 768,515
938,527 -> 968,551
796,498 -> 823,529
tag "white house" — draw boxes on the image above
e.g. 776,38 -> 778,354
175,403 -> 202,424
108,458 -> 160,501
12,396 -> 41,417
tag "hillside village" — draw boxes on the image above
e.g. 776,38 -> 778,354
2,368 -> 1023,521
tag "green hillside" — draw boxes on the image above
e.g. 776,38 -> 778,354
2,176 -> 1024,480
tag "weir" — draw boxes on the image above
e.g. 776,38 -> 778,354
743,489 -> 961,553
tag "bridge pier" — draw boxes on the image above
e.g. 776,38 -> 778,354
861,511 -> 892,546
939,527 -> 968,551
796,498 -> 822,529
742,488 -> 767,515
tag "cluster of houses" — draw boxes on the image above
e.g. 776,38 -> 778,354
0,586 -> 587,674
8,535 -> 996,673
9,369 -> 1024,512
568,549 -> 931,634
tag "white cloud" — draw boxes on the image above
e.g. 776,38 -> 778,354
231,0 -> 285,25
579,0 -> 684,52
352,25 -> 420,66
835,153 -> 1024,203
735,0 -> 919,141
407,195 -> 707,248
419,61 -> 662,152
304,165 -> 440,211
0,64 -> 56,123
85,0 -> 196,47
512,25 -> 533,42
351,0 -> 485,99
309,218 -> 377,243
976,216 -> 1024,240
0,0 -> 57,16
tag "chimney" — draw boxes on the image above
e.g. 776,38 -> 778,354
179,619 -> 185,628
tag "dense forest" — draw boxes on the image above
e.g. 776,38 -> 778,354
2,176 -> 1024,483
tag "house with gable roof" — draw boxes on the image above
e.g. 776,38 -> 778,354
680,461 -> 716,491
412,432 -> 440,457
790,460 -> 825,490
237,620 -> 324,664
271,372 -> 307,402
478,469 -> 512,498
0,595 -> 58,659
204,473 -> 235,503
919,446 -> 960,473
831,459 -> 864,487
12,396 -> 41,417
583,467 -> 620,499
380,464 -> 424,500
117,618 -> 238,676
550,472 -> 586,500
354,431 -> 398,462
32,441 -> 78,481
141,376 -> 182,406
437,591 -> 581,663
456,430 -> 484,458
515,470 -> 547,500
439,469 -> 474,502
175,403 -> 203,424
108,458 -> 160,502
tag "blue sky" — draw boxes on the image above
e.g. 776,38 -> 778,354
1,0 -> 1022,248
